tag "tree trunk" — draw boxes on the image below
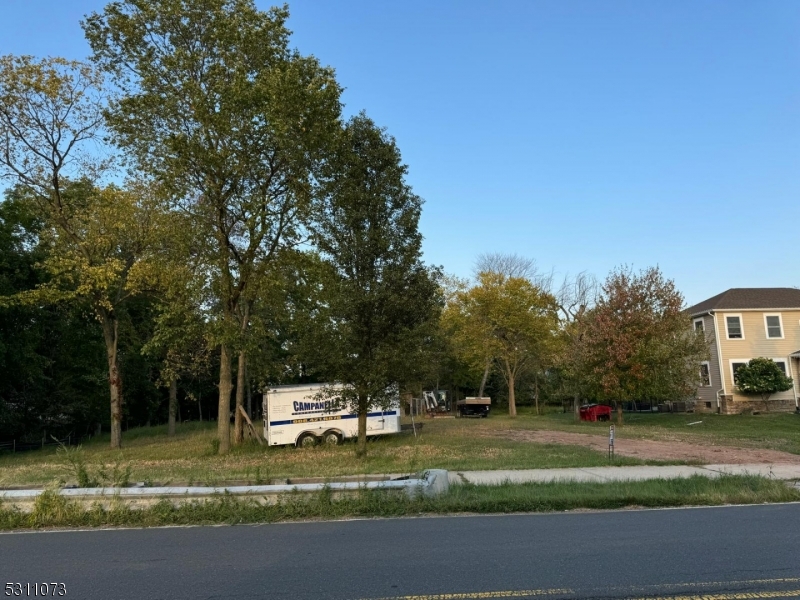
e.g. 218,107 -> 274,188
534,375 -> 540,415
356,395 -> 368,458
233,301 -> 251,445
168,377 -> 178,436
217,343 -> 233,454
100,311 -> 123,449
234,351 -> 247,444
507,370 -> 517,417
478,361 -> 491,397
198,392 -> 203,422
574,393 -> 581,421
246,365 -> 252,418
616,402 -> 624,425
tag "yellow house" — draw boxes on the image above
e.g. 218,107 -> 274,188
686,288 -> 800,414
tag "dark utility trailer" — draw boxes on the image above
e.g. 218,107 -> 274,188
456,396 -> 491,418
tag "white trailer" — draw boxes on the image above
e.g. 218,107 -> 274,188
263,383 -> 401,448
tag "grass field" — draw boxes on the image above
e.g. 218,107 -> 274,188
508,407 -> 800,454
1,474 -> 796,530
1,409 -> 798,488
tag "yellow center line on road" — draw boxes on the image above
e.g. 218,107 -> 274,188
634,579 -> 800,591
627,591 -> 800,600
360,582 -> 800,600
362,589 -> 572,600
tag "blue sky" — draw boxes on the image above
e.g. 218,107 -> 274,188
2,0 -> 798,306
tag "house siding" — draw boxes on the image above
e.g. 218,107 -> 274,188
693,314 -> 722,412
715,309 -> 800,412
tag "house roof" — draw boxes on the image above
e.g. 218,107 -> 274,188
686,288 -> 800,316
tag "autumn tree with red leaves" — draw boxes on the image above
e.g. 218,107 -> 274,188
581,266 -> 708,423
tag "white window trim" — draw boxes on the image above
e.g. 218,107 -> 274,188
764,313 -> 784,340
729,358 -> 750,389
724,313 -> 745,340
693,318 -> 705,333
699,361 -> 712,387
771,356 -> 790,375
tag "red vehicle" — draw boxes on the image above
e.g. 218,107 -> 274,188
579,403 -> 612,422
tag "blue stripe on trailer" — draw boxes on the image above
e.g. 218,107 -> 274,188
268,410 -> 397,427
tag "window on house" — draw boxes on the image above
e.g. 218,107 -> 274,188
765,315 -> 783,339
773,360 -> 787,375
726,315 -> 743,339
699,362 -> 711,387
705,402 -> 712,409
694,319 -> 704,333
731,361 -> 747,384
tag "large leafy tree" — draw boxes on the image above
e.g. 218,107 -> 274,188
445,271 -> 559,416
0,191 -> 108,441
554,272 -> 598,420
84,0 -> 342,453
734,357 -> 793,410
0,55 -> 162,448
303,114 -> 441,457
581,266 -> 708,422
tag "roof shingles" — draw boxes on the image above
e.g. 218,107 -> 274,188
686,288 -> 800,316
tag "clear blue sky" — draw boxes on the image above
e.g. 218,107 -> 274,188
2,0 -> 798,306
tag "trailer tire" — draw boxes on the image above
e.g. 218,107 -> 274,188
296,432 -> 318,448
322,430 -> 343,446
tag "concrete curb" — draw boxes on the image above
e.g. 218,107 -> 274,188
449,463 -> 800,486
0,470 -> 450,513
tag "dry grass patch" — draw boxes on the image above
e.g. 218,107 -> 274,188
0,418 -> 649,488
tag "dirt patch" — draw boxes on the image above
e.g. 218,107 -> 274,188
484,429 -> 800,464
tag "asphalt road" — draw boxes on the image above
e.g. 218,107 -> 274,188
3,503 -> 800,600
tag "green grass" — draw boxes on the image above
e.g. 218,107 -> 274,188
2,409 -> 798,489
0,419 -> 650,488
504,408 -> 800,454
1,475 -> 796,530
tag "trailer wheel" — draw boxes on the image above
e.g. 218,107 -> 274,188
296,432 -> 318,448
322,430 -> 343,446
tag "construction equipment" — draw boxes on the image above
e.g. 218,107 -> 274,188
456,396 -> 491,418
423,390 -> 450,416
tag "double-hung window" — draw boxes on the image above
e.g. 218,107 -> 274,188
764,314 -> 784,339
731,361 -> 748,385
699,362 -> 711,387
725,314 -> 743,339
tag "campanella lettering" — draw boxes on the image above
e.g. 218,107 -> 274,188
292,400 -> 333,413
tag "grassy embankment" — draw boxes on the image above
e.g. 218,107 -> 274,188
1,474 -> 797,530
1,410 -> 798,488
0,418 -> 645,488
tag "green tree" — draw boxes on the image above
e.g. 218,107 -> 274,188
581,266 -> 708,423
554,272 -> 598,420
0,55 -> 163,448
84,0 -> 342,453
445,271 -> 560,416
302,114 -> 441,457
734,358 -> 793,411
0,191 -> 107,440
